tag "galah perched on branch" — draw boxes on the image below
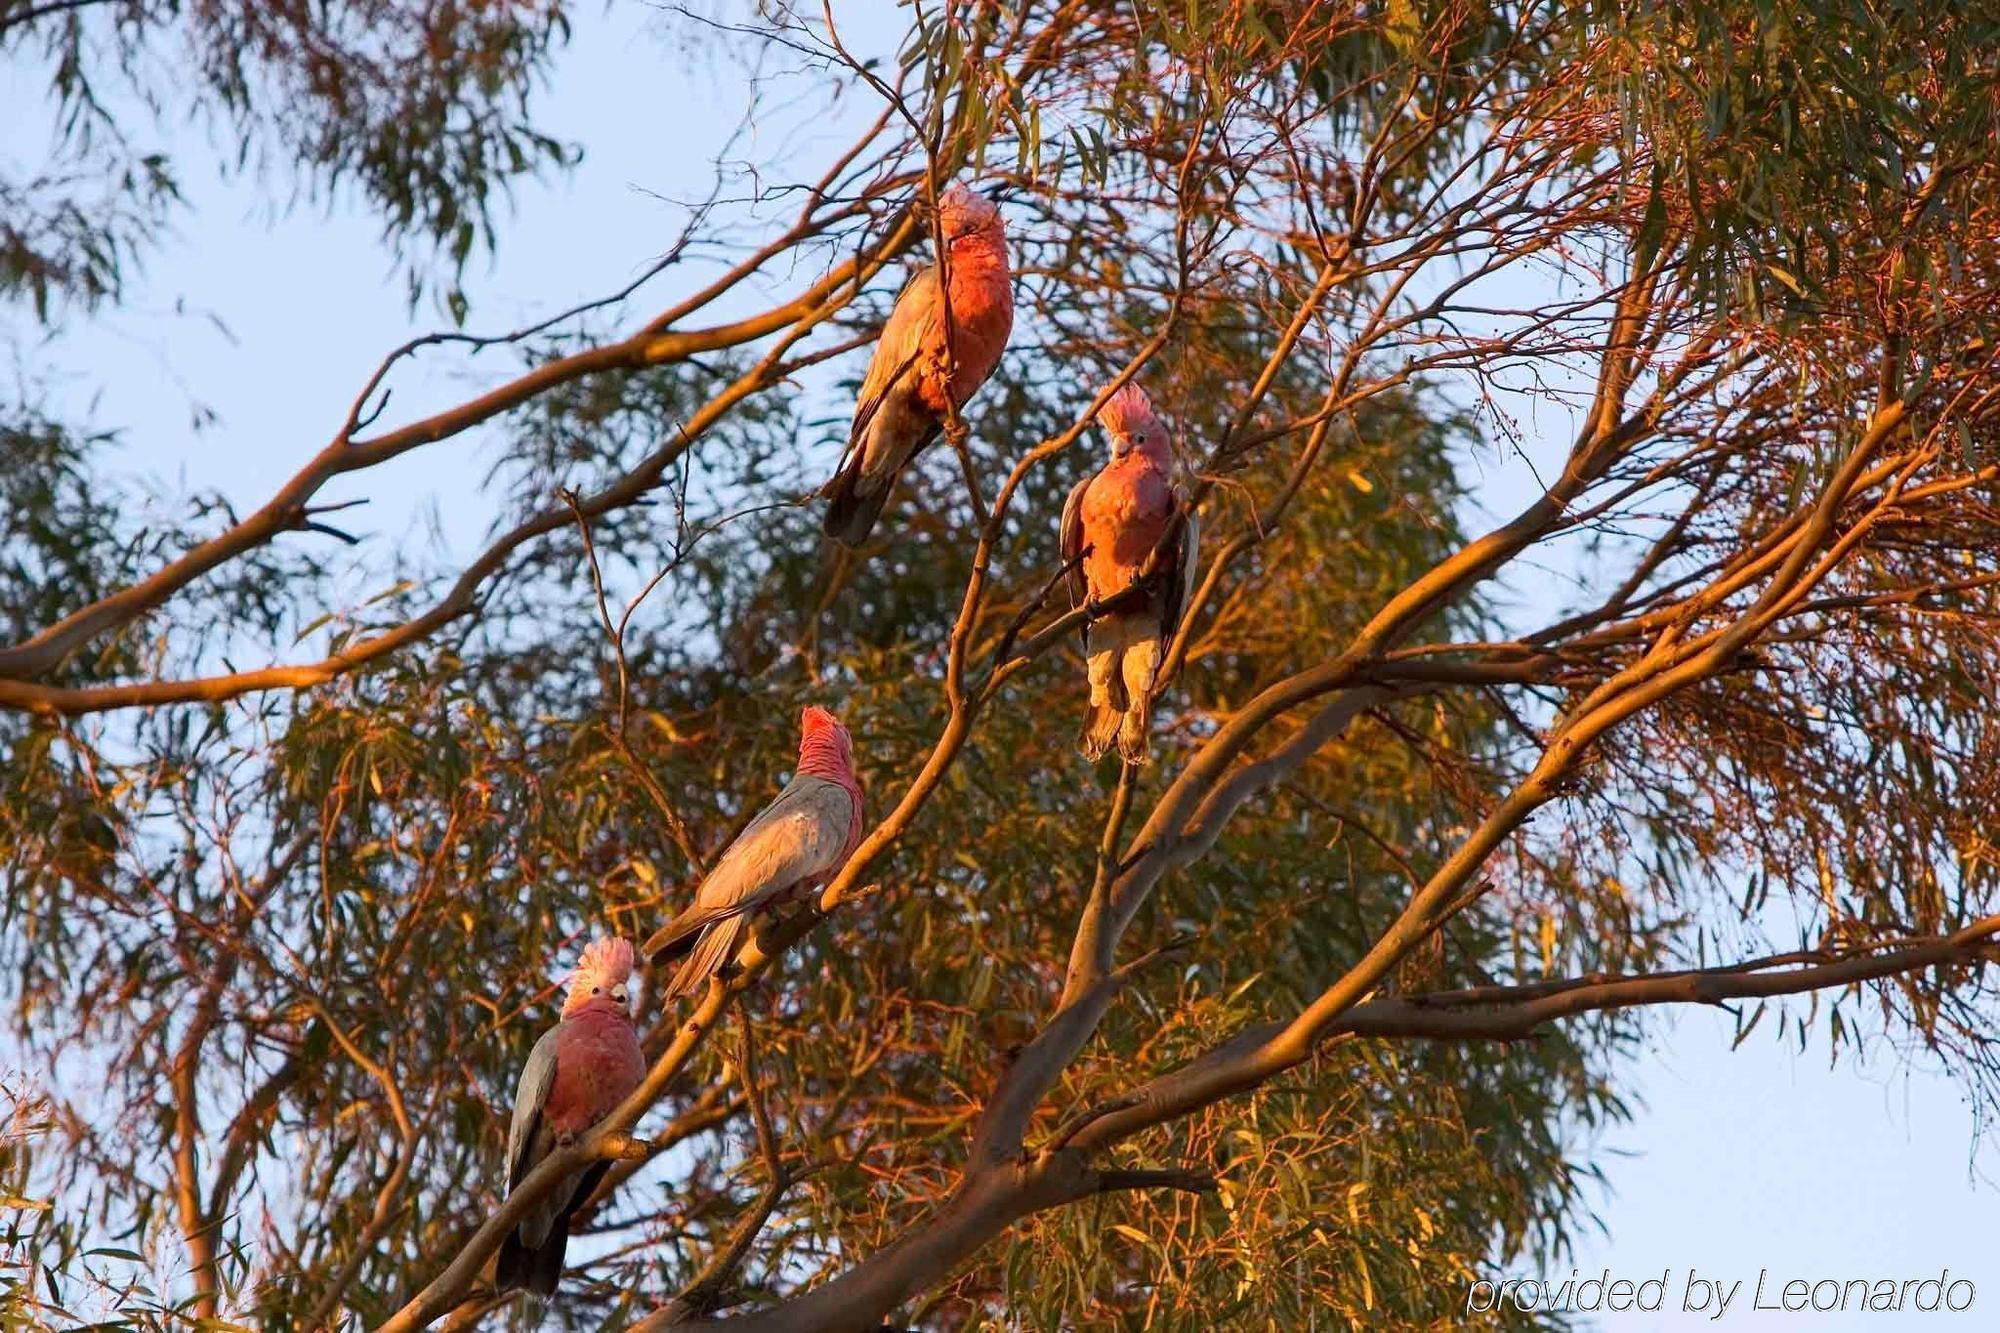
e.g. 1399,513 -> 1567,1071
1060,383 -> 1200,764
644,707 -> 865,997
821,184 -> 1014,547
496,936 -> 645,1296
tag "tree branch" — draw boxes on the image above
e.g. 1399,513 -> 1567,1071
1061,915 -> 2000,1154
0,193 -> 922,696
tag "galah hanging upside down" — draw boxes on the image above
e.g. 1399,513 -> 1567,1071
644,707 -> 865,997
821,184 -> 1014,547
1060,383 -> 1199,764
497,936 -> 645,1296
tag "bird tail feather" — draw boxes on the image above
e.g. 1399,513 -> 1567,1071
821,412 -> 940,548
821,452 -> 894,548
666,915 -> 748,1000
526,1221 -> 570,1296
495,1161 -> 609,1296
1080,640 -> 1130,762
498,1222 -> 566,1295
495,1230 -> 535,1294
1116,705 -> 1151,766
1079,703 -> 1121,762
643,907 -> 706,964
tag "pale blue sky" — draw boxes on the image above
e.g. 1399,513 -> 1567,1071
5,4 -> 1993,1327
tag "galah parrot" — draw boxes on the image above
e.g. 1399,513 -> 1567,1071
1060,383 -> 1199,764
643,706 -> 865,997
821,184 -> 1015,547
496,936 -> 646,1296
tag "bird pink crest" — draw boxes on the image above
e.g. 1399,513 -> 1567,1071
1098,383 -> 1157,441
566,936 -> 634,997
798,705 -> 858,784
938,184 -> 1002,239
800,705 -> 852,757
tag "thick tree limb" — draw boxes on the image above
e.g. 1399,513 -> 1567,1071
684,1149 -> 1203,1332
1063,914 -> 2000,1153
662,920 -> 1995,1332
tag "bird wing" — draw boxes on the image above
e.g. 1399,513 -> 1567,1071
655,777 -> 852,949
1059,472 -> 1094,651
847,266 -> 940,458
506,1023 -> 564,1191
1158,491 -> 1199,652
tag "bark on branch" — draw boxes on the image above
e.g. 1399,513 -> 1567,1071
1061,913 -> 2000,1154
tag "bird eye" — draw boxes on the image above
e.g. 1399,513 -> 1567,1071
591,986 -> 601,995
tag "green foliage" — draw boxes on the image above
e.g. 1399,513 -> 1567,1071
5,1 -> 2000,1329
1,0 -> 575,319
0,319 -> 1617,1330
1596,0 -> 2000,315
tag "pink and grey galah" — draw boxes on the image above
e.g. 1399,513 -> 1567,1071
821,184 -> 1015,547
644,706 -> 865,996
497,936 -> 646,1296
1060,383 -> 1200,764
